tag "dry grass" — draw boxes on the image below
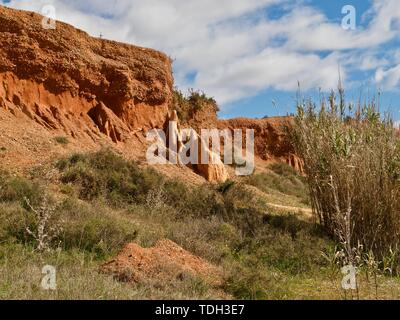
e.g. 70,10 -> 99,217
1,149 -> 400,299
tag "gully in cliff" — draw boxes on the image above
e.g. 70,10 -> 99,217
146,111 -> 255,177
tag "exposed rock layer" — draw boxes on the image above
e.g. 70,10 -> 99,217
179,101 -> 303,172
0,5 -> 173,141
218,117 -> 304,172
0,5 -> 302,181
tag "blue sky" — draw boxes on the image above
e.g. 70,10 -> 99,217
2,0 -> 400,123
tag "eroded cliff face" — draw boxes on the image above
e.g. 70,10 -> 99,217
218,117 -> 304,172
0,5 -> 173,142
0,5 -> 301,182
182,100 -> 303,172
0,6 -> 231,183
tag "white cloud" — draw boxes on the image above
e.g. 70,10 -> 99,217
359,54 -> 389,71
3,0 -> 400,107
194,49 -> 342,103
376,65 -> 400,89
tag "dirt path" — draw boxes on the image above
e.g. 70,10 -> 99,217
265,202 -> 313,218
240,184 -> 314,219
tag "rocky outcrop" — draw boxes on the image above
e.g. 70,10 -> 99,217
87,102 -> 130,143
0,5 -> 173,142
176,93 -> 303,173
0,5 -> 231,182
0,5 -> 301,181
165,110 -> 228,183
218,117 -> 304,172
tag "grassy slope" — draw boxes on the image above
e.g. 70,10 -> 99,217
0,150 -> 400,300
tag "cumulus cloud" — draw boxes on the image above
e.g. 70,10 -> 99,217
2,0 -> 400,107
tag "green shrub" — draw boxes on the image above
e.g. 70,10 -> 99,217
246,164 -> 309,205
56,149 -> 227,219
0,203 -> 29,243
55,149 -> 276,240
0,195 -> 137,258
57,198 -> 138,257
216,184 -> 266,236
54,136 -> 69,145
269,162 -> 299,177
217,180 -> 235,194
224,261 -> 270,300
173,89 -> 219,123
0,171 -> 43,205
56,149 -> 164,205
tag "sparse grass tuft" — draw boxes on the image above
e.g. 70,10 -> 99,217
54,136 -> 69,145
245,163 -> 309,205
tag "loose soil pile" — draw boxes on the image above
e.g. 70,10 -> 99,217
102,239 -> 223,287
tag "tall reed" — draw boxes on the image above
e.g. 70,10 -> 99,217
293,89 -> 400,266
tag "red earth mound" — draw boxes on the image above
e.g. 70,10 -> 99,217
101,239 -> 223,287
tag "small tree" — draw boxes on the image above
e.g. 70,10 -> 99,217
24,196 -> 62,252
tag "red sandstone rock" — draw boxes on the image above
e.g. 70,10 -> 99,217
218,117 -> 304,173
0,5 -> 173,142
0,5 -> 302,179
